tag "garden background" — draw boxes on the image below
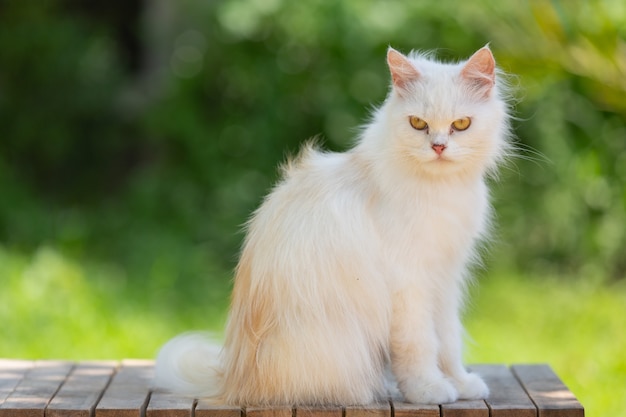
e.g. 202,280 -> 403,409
1,1 -> 625,415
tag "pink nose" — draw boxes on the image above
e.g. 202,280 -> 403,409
432,144 -> 446,155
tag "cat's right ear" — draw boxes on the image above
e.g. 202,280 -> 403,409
387,48 -> 420,92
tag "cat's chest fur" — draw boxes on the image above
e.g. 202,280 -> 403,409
295,150 -> 490,287
362,157 -> 490,284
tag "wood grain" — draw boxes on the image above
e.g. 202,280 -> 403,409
440,399 -> 488,417
294,405 -> 342,417
46,361 -> 118,417
345,402 -> 391,417
145,391 -> 194,417
0,360 -> 33,406
95,360 -> 153,417
391,400 -> 440,417
194,401 -> 242,417
245,406 -> 293,417
469,364 -> 536,417
512,365 -> 584,417
0,360 -> 74,417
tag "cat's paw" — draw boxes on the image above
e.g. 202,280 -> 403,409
453,372 -> 489,400
401,377 -> 458,404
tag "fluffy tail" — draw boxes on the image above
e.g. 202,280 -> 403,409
153,332 -> 222,398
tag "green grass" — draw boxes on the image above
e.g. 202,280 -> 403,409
465,271 -> 626,417
0,245 -> 231,359
1,246 -> 624,416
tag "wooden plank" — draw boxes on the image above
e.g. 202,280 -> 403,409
512,365 -> 584,417
46,361 -> 118,417
145,391 -> 194,417
440,399 -> 488,417
0,360 -> 34,406
194,401 -> 241,417
245,406 -> 292,417
95,360 -> 153,417
295,405 -> 343,417
0,360 -> 74,417
468,364 -> 536,417
391,400 -> 440,417
0,361 -> 586,417
345,402 -> 390,417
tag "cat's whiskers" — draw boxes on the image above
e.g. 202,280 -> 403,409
496,141 -> 549,179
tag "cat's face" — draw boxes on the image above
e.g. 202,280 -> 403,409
383,47 -> 509,179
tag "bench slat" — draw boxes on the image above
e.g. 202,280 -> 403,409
469,364 -> 536,417
512,365 -> 584,417
146,391 -> 194,417
246,406 -> 293,417
392,400 -> 439,417
46,361 -> 117,417
0,360 -> 33,407
345,401 -> 390,417
294,405 -> 342,417
0,361 -> 74,417
95,360 -> 153,417
440,399 -> 488,417
195,401 -> 242,417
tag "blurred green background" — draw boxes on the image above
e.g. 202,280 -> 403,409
1,0 -> 625,415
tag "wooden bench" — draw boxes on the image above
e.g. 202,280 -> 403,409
0,360 -> 583,417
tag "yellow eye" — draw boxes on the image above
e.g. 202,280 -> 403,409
451,117 -> 471,131
409,116 -> 428,131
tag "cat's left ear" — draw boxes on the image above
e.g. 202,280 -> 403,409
461,46 -> 496,98
387,47 -> 420,93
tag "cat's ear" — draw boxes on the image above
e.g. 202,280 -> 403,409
387,47 -> 420,92
461,46 -> 496,98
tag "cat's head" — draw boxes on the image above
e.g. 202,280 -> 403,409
377,46 -> 510,180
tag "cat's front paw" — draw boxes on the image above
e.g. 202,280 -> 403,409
453,372 -> 489,400
401,376 -> 458,404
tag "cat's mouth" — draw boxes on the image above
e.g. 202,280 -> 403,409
432,153 -> 453,163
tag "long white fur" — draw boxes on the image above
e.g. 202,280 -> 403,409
153,46 -> 511,406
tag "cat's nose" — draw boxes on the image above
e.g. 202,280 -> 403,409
432,144 -> 447,155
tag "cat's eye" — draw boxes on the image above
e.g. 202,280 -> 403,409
409,116 -> 428,131
451,117 -> 471,131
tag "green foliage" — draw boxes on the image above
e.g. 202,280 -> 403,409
0,2 -> 129,200
1,0 -> 624,278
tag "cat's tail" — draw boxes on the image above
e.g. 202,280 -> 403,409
153,332 -> 223,398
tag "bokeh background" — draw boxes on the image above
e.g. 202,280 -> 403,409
1,0 -> 625,415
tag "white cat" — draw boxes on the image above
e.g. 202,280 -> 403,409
154,46 -> 511,406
